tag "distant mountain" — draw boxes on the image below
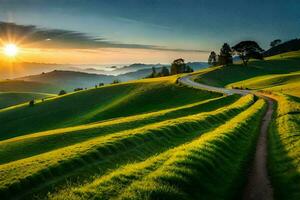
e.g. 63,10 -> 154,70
186,62 -> 208,71
115,63 -> 165,75
263,39 -> 300,57
16,70 -> 115,91
0,80 -> 58,93
118,68 -> 157,82
12,62 -> 208,93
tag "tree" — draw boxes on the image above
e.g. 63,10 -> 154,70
74,88 -> 83,91
270,39 -> 282,48
29,100 -> 35,106
208,51 -> 217,66
160,66 -> 170,76
170,58 -> 193,74
148,67 -> 157,78
232,41 -> 264,66
58,90 -> 67,95
112,79 -> 120,84
218,43 -> 233,66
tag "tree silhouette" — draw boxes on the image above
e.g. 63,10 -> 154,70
232,41 -> 264,66
218,43 -> 233,66
270,39 -> 282,48
160,66 -> 170,76
29,100 -> 35,106
170,58 -> 193,74
58,90 -> 67,95
208,51 -> 217,66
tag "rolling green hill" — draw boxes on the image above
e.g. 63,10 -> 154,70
0,76 -> 220,140
0,73 -> 269,200
195,51 -> 300,89
0,92 -> 54,109
193,51 -> 300,200
1,51 -> 300,200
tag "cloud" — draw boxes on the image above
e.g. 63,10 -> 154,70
0,21 -> 209,53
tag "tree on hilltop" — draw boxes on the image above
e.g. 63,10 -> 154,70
270,39 -> 282,48
170,58 -> 193,74
232,41 -> 264,66
218,43 -> 233,66
208,51 -> 217,66
160,66 -> 170,76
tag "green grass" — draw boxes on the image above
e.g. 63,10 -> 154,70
0,92 -> 54,109
194,51 -> 300,88
0,94 -> 255,199
193,51 -> 300,200
0,76 -> 220,140
48,98 -> 266,200
2,50 -> 299,199
268,93 -> 300,200
227,72 -> 300,97
0,94 -> 239,164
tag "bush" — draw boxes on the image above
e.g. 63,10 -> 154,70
112,80 -> 120,84
58,90 -> 67,95
29,100 -> 35,107
74,88 -> 83,92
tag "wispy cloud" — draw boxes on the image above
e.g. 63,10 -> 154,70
0,21 -> 209,53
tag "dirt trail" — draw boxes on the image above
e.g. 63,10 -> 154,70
179,75 -> 274,200
242,97 -> 274,200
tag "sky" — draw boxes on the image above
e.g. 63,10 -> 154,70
0,0 -> 299,66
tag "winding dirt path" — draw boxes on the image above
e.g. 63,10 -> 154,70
178,75 -> 274,200
242,96 -> 274,200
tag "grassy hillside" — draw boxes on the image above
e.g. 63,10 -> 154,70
0,94 -> 265,199
193,51 -> 300,200
1,51 -> 299,199
267,93 -> 300,200
0,92 -> 54,109
195,51 -> 300,88
0,76 -> 220,140
228,72 -> 300,97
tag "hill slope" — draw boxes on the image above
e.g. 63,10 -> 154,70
195,51 -> 300,95
0,76 -> 220,140
0,92 -> 54,109
193,51 -> 300,200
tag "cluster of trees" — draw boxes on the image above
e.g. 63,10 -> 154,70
147,66 -> 170,78
112,79 -> 120,84
147,58 -> 193,78
170,59 -> 193,74
208,41 -> 264,66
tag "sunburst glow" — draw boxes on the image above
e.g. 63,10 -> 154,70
3,44 -> 19,57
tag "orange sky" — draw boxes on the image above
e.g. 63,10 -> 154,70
0,46 -> 208,65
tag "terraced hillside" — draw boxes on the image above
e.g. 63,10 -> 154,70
193,51 -> 300,200
0,74 -> 268,200
267,93 -> 300,200
1,51 -> 299,200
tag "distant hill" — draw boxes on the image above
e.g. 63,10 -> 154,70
263,39 -> 300,57
186,62 -> 208,71
11,62 -> 208,92
0,80 -> 58,93
15,70 -> 116,91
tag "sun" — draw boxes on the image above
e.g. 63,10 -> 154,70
3,44 -> 19,57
